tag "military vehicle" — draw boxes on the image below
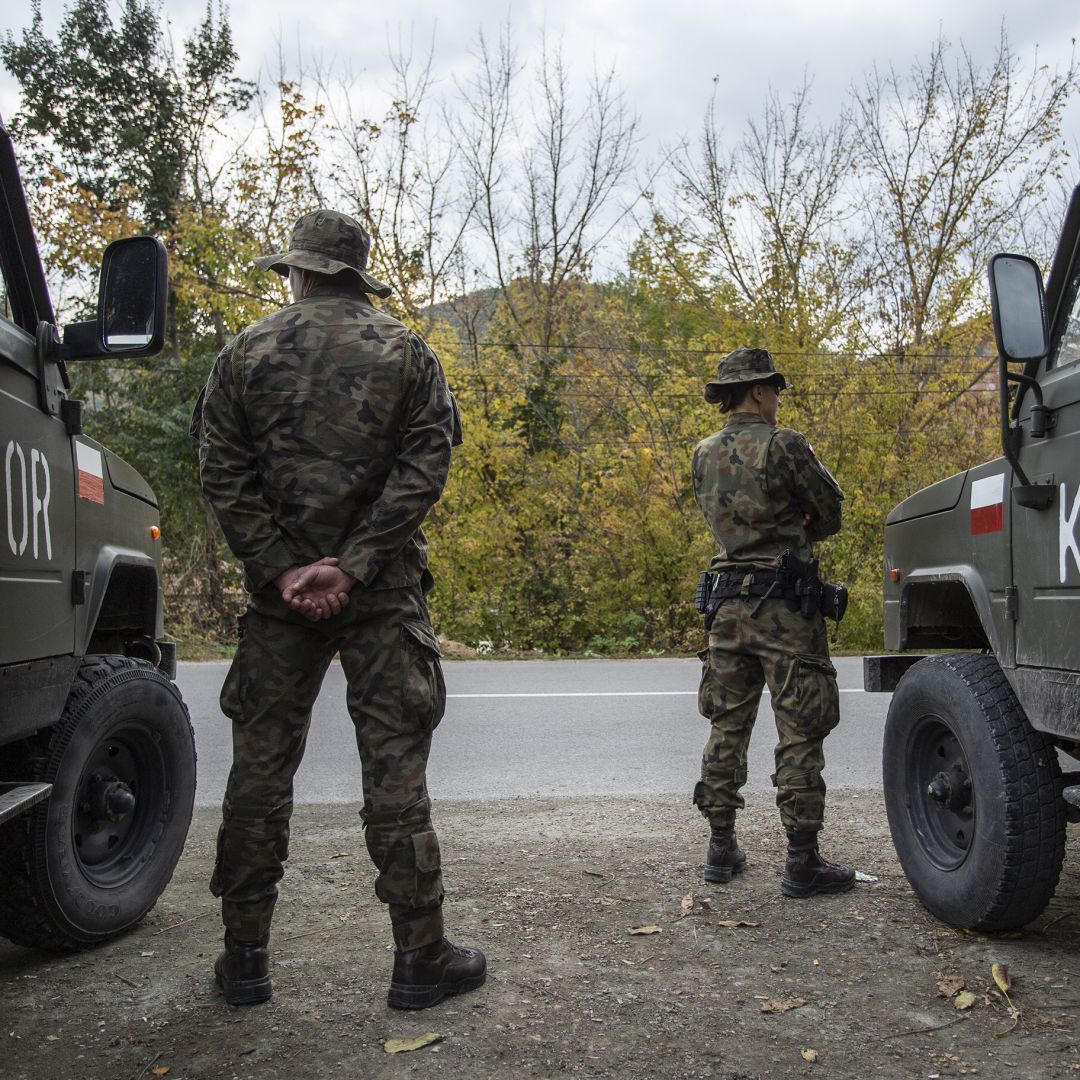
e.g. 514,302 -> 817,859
865,183 -> 1080,931
0,118 -> 195,949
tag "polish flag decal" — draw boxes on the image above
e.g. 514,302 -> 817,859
970,473 -> 1004,535
76,442 -> 105,504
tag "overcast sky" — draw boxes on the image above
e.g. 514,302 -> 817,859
2,1 -> 1078,158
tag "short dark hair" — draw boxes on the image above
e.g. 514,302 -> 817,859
717,381 -> 754,413
717,380 -> 786,412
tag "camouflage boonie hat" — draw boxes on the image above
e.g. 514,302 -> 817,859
254,210 -> 392,298
703,347 -> 787,404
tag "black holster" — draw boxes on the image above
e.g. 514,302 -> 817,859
778,551 -> 847,623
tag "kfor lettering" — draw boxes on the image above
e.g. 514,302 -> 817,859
4,440 -> 52,560
1060,483 -> 1080,584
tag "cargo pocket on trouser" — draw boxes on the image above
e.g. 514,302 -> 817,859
375,828 -> 444,909
209,823 -> 228,898
401,619 -> 446,732
210,795 -> 292,898
697,648 -> 719,719
773,654 -> 837,831
219,612 -> 250,723
791,654 -> 840,739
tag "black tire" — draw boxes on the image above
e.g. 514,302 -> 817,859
882,652 -> 1065,931
0,656 -> 196,950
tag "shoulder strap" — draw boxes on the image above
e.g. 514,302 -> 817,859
395,334 -> 419,449
402,333 -> 417,404
228,336 -> 245,395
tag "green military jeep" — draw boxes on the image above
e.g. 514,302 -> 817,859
865,183 -> 1080,931
0,119 -> 195,949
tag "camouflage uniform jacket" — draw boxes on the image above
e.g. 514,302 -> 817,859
198,283 -> 457,592
693,412 -> 843,571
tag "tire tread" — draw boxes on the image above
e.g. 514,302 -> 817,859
0,656 -> 193,950
889,653 -> 1065,931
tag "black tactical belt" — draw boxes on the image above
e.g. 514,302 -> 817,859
695,551 -> 847,629
708,569 -> 783,597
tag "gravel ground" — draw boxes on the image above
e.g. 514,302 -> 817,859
3,792 -> 1080,1079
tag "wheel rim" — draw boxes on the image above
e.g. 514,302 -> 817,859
72,721 -> 168,888
904,712 -> 975,871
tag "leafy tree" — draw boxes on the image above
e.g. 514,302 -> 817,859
3,0 -> 252,235
854,29 -> 1078,355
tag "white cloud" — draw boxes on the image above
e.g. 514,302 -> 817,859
5,1 -> 1077,148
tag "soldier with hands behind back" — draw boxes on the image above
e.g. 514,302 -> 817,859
196,210 -> 484,1010
692,347 -> 855,897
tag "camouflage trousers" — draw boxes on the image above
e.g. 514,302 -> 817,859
694,594 -> 840,833
211,584 -> 447,949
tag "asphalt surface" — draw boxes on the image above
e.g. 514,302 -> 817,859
177,655 -> 888,808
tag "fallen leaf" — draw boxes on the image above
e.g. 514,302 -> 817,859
993,1005 -> 1022,1040
384,1033 -> 442,1054
677,892 -> 713,918
716,920 -> 760,928
150,1069 -> 171,1077
992,963 -> 1013,993
936,975 -> 966,998
330,852 -> 351,860
954,991 -> 977,1010
628,925 -> 662,936
761,997 -> 806,1014
802,1048 -> 819,1062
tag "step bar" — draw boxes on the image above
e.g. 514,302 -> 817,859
0,782 -> 52,825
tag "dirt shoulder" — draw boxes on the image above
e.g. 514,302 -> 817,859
3,793 -> 1080,1079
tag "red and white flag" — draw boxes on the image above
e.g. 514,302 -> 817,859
76,442 -> 105,504
969,473 -> 1004,535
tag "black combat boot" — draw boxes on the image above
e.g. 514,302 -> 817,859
781,830 -> 855,898
703,824 -> 747,884
388,937 -> 487,1010
214,932 -> 272,1005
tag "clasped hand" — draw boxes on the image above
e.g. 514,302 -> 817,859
273,558 -> 356,621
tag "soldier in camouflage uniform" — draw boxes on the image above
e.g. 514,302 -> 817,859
196,210 -> 485,1009
692,347 -> 855,898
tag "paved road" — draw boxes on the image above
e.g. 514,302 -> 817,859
177,656 -> 888,808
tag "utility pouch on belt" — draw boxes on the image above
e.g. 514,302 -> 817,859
821,582 -> 848,622
694,572 -> 715,614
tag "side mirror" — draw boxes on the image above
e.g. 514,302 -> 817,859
62,236 -> 169,360
99,236 -> 168,354
988,253 -> 1048,362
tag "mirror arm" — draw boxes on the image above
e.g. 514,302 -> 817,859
1005,369 -> 1052,438
1008,366 -> 1044,421
1005,368 -> 1043,400
61,320 -> 106,361
998,355 -> 1032,486
34,321 -> 70,415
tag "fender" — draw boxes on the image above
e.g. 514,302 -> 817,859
80,546 -> 161,657
893,565 -> 996,655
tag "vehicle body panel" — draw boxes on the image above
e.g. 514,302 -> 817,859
1,323 -> 76,664
875,182 -> 1080,746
